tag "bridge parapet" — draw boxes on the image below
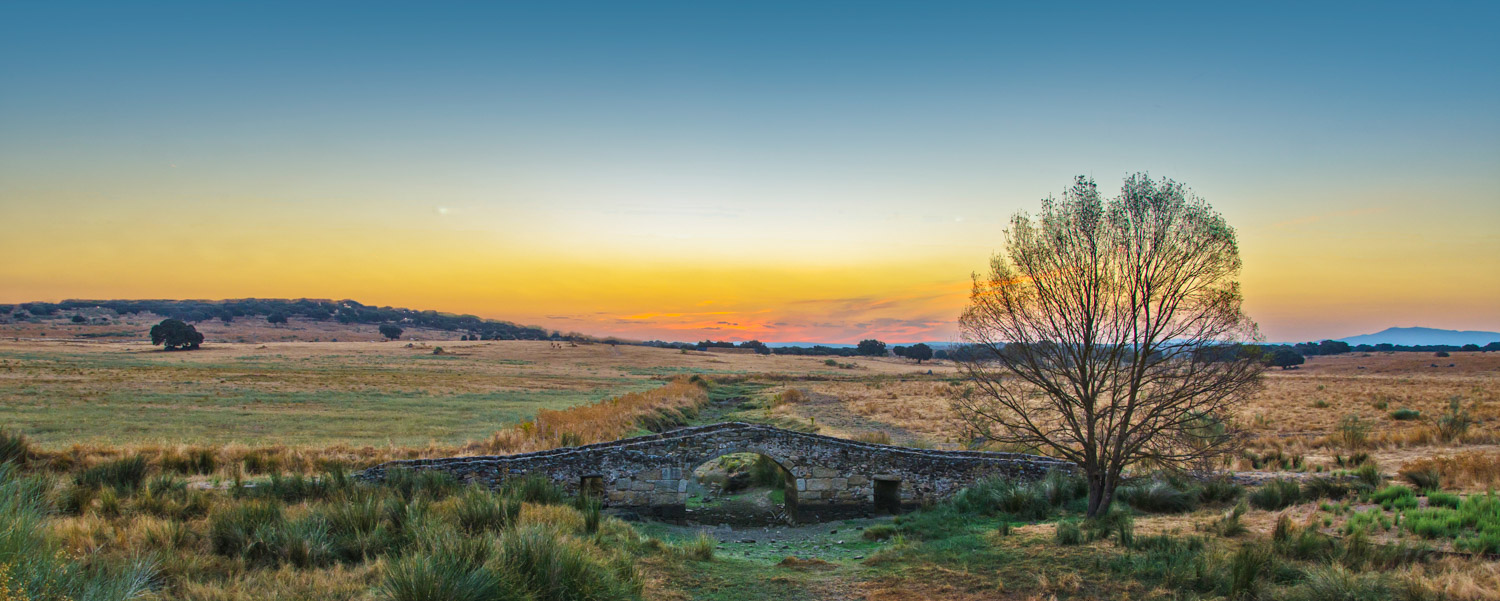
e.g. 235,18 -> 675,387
360,422 -> 1073,521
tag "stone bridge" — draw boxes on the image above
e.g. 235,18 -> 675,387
360,422 -> 1074,521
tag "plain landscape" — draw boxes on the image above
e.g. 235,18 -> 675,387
3,311 -> 1498,600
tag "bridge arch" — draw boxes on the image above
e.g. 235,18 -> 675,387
359,422 -> 1074,523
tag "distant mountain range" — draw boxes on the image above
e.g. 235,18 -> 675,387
1337,327 -> 1500,347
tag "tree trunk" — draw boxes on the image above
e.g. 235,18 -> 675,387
1085,470 -> 1117,518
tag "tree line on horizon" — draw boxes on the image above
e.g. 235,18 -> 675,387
1,298 -> 554,341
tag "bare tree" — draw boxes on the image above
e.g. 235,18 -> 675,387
954,174 -> 1264,517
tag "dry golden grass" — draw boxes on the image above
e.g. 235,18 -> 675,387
1399,450 -> 1500,491
462,378 -> 710,455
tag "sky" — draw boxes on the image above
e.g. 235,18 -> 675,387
2,2 -> 1497,344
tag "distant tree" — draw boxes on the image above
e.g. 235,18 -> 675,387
737,340 -> 771,355
1461,344 -> 1480,352
907,343 -> 933,364
219,312 -> 233,324
1317,340 -> 1351,355
267,312 -> 288,325
150,319 -> 203,350
1271,347 -> 1305,369
1434,350 -> 1450,358
891,345 -> 908,357
379,324 -> 404,340
71,314 -> 86,323
856,339 -> 887,356
934,349 -> 950,361
1484,342 -> 1500,352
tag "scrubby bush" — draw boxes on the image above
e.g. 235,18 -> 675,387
1197,478 -> 1244,505
1249,479 -> 1302,510
1372,486 -> 1418,511
1389,408 -> 1421,421
1425,491 -> 1460,509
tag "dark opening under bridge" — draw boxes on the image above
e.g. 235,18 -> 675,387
360,422 -> 1074,521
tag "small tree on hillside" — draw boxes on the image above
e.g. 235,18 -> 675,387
856,339 -> 887,356
907,343 -> 933,364
267,312 -> 288,325
150,318 -> 204,350
379,324 -> 404,340
954,174 -> 1264,517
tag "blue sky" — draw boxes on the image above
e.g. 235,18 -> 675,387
2,1 -> 1497,342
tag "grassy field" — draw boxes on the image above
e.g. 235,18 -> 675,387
3,330 -> 1499,599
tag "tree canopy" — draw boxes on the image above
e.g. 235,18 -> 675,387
955,174 -> 1263,517
856,339 -> 887,356
378,324 -> 404,340
149,319 -> 203,350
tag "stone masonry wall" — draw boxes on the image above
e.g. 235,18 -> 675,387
359,422 -> 1074,521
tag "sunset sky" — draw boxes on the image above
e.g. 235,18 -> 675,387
2,2 -> 1497,344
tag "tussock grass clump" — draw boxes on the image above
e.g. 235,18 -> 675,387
1118,480 -> 1198,514
502,474 -> 566,505
1302,476 -> 1354,501
1054,520 -> 1083,545
1403,467 -> 1443,492
0,463 -> 156,600
851,431 -> 893,445
386,468 -> 460,502
0,430 -> 33,466
444,485 -> 519,535
75,455 -> 149,491
1198,478 -> 1244,505
1249,479 -> 1302,510
474,378 -> 710,454
499,525 -> 642,601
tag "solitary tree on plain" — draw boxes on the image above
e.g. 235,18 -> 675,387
266,312 -> 288,325
1270,347 -> 1304,369
856,339 -> 887,356
150,318 -> 204,350
379,324 -> 404,340
953,174 -> 1264,517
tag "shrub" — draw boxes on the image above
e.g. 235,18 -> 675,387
1055,520 -> 1083,545
1372,486 -> 1418,511
1389,408 -> 1421,421
1426,491 -> 1460,509
76,455 -> 150,491
160,447 -> 218,475
1353,463 -> 1383,491
1436,398 -> 1473,442
1249,479 -> 1302,510
1335,414 -> 1369,448
1118,480 -> 1198,513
